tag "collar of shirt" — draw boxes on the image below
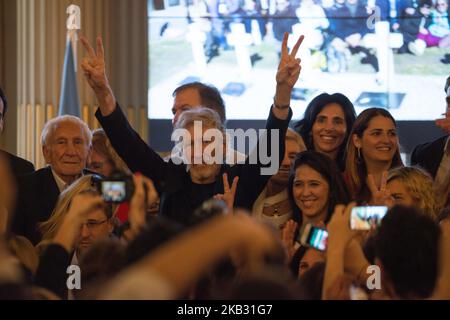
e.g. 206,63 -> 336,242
51,169 -> 67,192
51,168 -> 82,192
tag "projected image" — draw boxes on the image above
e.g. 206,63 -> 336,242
148,0 -> 450,120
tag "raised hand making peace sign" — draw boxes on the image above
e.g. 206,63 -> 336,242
273,33 -> 304,118
214,173 -> 239,213
277,32 -> 304,89
367,171 -> 394,206
80,36 -> 116,115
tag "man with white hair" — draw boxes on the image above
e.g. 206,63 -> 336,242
12,115 -> 92,244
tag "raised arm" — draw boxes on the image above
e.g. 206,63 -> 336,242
273,32 -> 304,121
231,33 -> 304,209
99,212 -> 281,299
80,36 -> 116,116
322,202 -> 357,300
80,36 -> 167,184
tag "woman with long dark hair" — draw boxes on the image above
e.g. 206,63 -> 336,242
295,93 -> 356,170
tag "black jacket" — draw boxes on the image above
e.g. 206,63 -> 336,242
96,104 -> 292,225
12,166 -> 60,245
1,150 -> 35,181
34,244 -> 71,299
411,135 -> 449,178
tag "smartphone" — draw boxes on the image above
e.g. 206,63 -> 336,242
299,224 -> 328,251
350,206 -> 388,230
100,180 -> 127,203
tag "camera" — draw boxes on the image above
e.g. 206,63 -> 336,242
93,171 -> 136,203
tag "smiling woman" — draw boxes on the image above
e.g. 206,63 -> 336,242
344,108 -> 404,203
294,93 -> 356,170
288,151 -> 350,228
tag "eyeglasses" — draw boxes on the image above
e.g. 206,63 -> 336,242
81,219 -> 109,231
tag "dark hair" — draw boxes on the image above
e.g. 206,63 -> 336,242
75,238 -> 127,299
344,108 -> 403,202
288,151 -> 350,225
172,82 -> 226,123
79,238 -> 127,286
126,217 -> 184,266
375,205 -> 440,299
297,261 -> 326,300
294,93 -> 356,170
0,86 -> 7,118
222,266 -> 299,299
289,245 -> 308,277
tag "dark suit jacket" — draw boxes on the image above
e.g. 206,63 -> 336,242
12,166 -> 60,245
1,150 -> 35,180
411,135 -> 449,178
96,104 -> 291,226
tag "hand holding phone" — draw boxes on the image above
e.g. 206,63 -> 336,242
299,224 -> 328,251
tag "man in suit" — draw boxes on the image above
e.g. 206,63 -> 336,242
0,86 -> 35,180
12,115 -> 92,244
411,76 -> 450,186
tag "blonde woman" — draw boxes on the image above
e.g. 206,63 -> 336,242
38,175 -> 115,254
387,167 -> 442,220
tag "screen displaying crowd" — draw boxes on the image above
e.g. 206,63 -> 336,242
148,0 -> 449,121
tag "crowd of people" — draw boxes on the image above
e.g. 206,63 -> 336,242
0,31 -> 449,300
187,0 -> 450,70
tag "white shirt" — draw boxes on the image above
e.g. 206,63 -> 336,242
51,169 -> 68,192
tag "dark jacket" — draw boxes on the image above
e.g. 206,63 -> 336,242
11,166 -> 60,245
411,135 -> 449,178
272,5 -> 298,42
330,4 -> 371,40
34,244 -> 71,299
0,150 -> 35,181
96,104 -> 292,225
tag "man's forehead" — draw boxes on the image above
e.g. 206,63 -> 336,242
53,122 -> 85,138
174,87 -> 202,106
86,208 -> 107,220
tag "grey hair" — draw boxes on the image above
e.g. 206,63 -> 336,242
174,107 -> 225,133
41,115 -> 92,147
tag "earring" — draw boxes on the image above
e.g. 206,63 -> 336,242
357,148 -> 362,163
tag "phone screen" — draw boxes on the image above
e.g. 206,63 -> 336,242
101,181 -> 126,202
350,206 -> 388,230
307,227 -> 328,251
